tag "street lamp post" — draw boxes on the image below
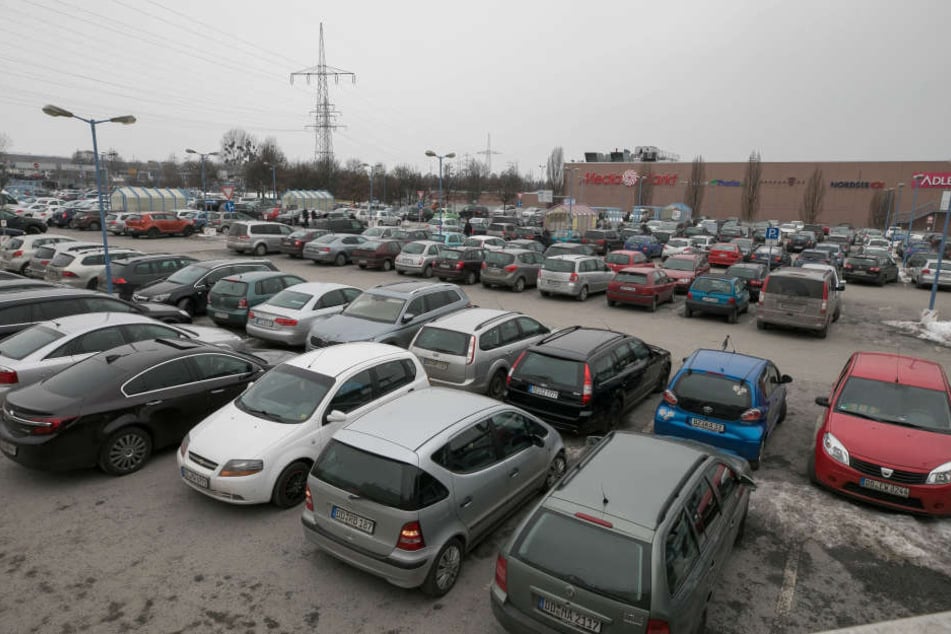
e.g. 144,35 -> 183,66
42,104 -> 135,296
425,150 -> 455,230
361,163 -> 374,221
185,148 -> 219,210
264,162 -> 277,202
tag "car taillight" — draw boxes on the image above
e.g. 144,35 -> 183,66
537,269 -> 542,278
28,416 -> 77,436
294,240 -> 302,246
494,554 -> 508,593
662,389 -> 678,405
820,282 -> 829,314
112,277 -> 127,285
319,247 -> 331,252
238,234 -> 249,240
508,350 -> 526,386
569,272 -> 578,282
304,485 -> 313,511
773,256 -> 780,262
12,250 -> 22,258
481,262 -> 487,270
727,297 -> 736,304
503,264 -> 518,272
922,268 -> 931,275
61,271 -> 78,278
582,363 -> 592,405
0,369 -> 19,384
396,521 -> 425,551
238,298 -> 248,308
687,291 -> 693,299
275,317 -> 298,326
456,261 -> 464,270
647,619 -> 671,634
466,335 -> 476,365
740,408 -> 762,422
868,266 -> 880,272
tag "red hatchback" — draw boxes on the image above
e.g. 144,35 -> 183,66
708,243 -> 742,267
662,253 -> 710,293
604,249 -> 649,273
811,352 -> 951,516
606,266 -> 676,311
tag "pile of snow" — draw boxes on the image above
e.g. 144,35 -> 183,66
884,309 -> 951,346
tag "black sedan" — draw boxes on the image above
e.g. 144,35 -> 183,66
0,209 -> 46,234
0,339 -> 271,475
843,254 -> 900,286
434,246 -> 485,285
725,262 -> 769,301
751,245 -> 792,270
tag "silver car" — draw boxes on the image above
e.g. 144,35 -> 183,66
480,248 -> 545,292
0,312 -> 242,397
1,234 -> 77,275
302,233 -> 368,266
537,254 -> 614,301
24,241 -> 101,279
246,282 -> 363,346
301,388 -> 566,597
226,221 -> 293,255
409,309 -> 551,399
395,240 -> 443,277
913,258 -> 951,289
44,247 -> 143,289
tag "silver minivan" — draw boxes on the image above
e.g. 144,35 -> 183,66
409,308 -> 551,399
756,268 -> 843,338
538,254 -> 614,301
481,248 -> 545,292
301,388 -> 566,597
226,221 -> 293,255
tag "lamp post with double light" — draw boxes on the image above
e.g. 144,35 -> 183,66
425,150 -> 455,230
185,148 -> 219,211
42,104 -> 135,295
361,163 -> 374,223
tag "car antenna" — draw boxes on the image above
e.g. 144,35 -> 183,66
601,483 -> 609,506
721,334 -> 734,353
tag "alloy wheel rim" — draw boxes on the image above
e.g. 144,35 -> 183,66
435,544 -> 461,590
110,433 -> 147,471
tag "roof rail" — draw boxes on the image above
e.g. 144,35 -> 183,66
474,311 -> 518,331
539,325 -> 584,344
655,454 -> 707,526
556,431 -> 614,490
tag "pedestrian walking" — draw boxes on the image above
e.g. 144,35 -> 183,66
302,208 -> 310,227
463,219 -> 473,236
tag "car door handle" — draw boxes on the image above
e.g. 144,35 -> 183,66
509,469 -> 519,479
710,559 -> 716,568
460,496 -> 472,509
209,388 -> 226,394
145,400 -> 162,406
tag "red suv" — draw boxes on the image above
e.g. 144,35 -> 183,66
125,212 -> 195,238
811,351 -> 951,516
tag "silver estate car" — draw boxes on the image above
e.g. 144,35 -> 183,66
538,254 -> 614,301
44,247 -> 143,289
480,248 -> 545,293
245,282 -> 363,346
491,431 -> 753,634
409,308 -> 550,400
301,388 -> 566,597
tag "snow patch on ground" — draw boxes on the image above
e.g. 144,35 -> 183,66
884,309 -> 951,347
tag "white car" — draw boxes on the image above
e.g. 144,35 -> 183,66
245,282 -> 363,346
0,234 -> 77,274
662,237 -> 692,260
178,342 -> 430,508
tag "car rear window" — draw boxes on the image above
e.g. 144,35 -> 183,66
836,376 -> 951,431
402,242 -> 425,255
664,258 -> 695,271
615,271 -> 649,284
6,239 -> 23,250
513,508 -> 650,608
846,257 -> 876,267
0,325 -> 64,360
267,290 -> 313,310
725,266 -> 759,280
50,253 -> 75,267
542,259 -> 575,273
765,276 -> 824,299
213,280 -> 248,296
514,351 -> 583,389
42,353 -> 129,398
314,440 -> 449,511
33,246 -> 55,259
673,373 -> 753,419
439,249 -> 463,262
605,253 -> 632,265
692,277 -> 732,293
413,326 -> 469,356
485,251 -> 515,266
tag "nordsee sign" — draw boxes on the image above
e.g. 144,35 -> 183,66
829,181 -> 886,189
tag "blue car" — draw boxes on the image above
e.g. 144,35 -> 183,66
623,234 -> 663,258
654,349 -> 792,469
684,274 -> 750,323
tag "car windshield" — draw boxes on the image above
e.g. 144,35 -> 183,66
213,280 -> 248,296
267,289 -> 313,310
665,259 -> 695,271
615,271 -> 649,284
235,365 -> 333,424
343,293 -> 406,323
543,259 -> 575,273
402,242 -> 426,255
413,326 -> 469,356
835,376 -> 951,431
166,265 -> 209,284
514,351 -> 582,389
485,251 -> 515,266
514,508 -> 650,608
0,325 -> 64,360
673,372 -> 753,419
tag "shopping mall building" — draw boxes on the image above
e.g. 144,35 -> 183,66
527,156 -> 951,230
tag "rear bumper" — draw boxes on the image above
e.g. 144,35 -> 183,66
245,323 -> 304,346
606,290 -> 653,306
208,307 -> 249,326
0,424 -> 97,471
686,299 -> 738,316
653,409 -> 762,462
757,307 -> 828,331
490,586 -> 560,633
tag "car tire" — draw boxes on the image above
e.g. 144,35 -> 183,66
89,221 -> 100,231
334,253 -> 347,266
358,264 -> 366,269
177,297 -> 195,316
147,227 -> 161,239
422,265 -> 433,279
778,399 -> 787,424
513,277 -> 525,293
86,278 -> 98,290
833,307 -> 841,323
99,427 -> 152,476
421,538 -> 464,598
464,271 -> 477,285
602,395 -> 623,433
540,290 -> 549,297
648,296 -> 658,312
182,225 -> 194,237
757,319 -> 767,330
486,369 -> 507,401
271,460 -> 311,508
684,306 -> 693,318
382,259 -> 393,272
807,451 -> 819,485
728,309 -> 738,324
607,298 -> 616,307
544,452 -> 567,490
750,438 -> 765,471
254,243 -> 267,256
577,286 -> 589,302
817,324 -> 828,339
26,225 -> 41,235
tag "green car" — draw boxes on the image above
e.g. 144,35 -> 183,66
207,271 -> 306,327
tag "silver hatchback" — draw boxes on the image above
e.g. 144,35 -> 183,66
481,248 -> 545,292
301,388 -> 566,597
538,254 -> 614,301
409,309 -> 551,399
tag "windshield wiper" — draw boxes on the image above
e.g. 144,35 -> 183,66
836,408 -> 897,425
237,403 -> 287,423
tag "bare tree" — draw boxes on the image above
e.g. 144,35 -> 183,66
547,147 -> 564,195
0,133 -> 11,193
220,128 -> 258,187
498,165 -> 523,206
741,151 -> 762,223
683,156 -> 705,215
867,189 -> 892,229
800,167 -> 826,224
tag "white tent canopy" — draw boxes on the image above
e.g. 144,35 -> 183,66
110,187 -> 188,213
282,190 -> 334,213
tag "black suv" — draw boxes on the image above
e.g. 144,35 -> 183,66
581,229 -> 624,255
97,254 -> 198,300
505,326 -> 671,433
0,209 -> 46,235
131,258 -> 278,316
311,217 -> 365,234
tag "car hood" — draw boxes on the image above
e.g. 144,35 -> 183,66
827,410 -> 951,470
188,402 -> 302,464
135,279 -> 185,296
308,314 -> 395,343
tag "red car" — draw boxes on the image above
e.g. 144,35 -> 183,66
708,243 -> 743,267
606,266 -> 676,311
350,238 -> 403,271
604,249 -> 649,273
661,254 -> 710,293
811,352 -> 951,516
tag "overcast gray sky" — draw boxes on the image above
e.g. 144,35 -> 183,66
3,0 -> 950,178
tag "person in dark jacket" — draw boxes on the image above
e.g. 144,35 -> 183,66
463,219 -> 473,236
302,209 -> 310,227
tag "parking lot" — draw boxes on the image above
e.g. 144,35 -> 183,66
1,229 -> 950,634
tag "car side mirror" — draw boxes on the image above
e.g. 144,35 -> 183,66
401,313 -> 416,323
325,410 -> 347,424
815,395 -> 830,407
195,282 -> 208,291
837,284 -> 846,291
781,374 -> 793,384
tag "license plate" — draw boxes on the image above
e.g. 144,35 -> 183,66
690,417 -> 725,433
254,318 -> 274,328
331,506 -> 375,534
422,357 -> 449,370
181,466 -> 209,489
860,478 -> 910,498
528,385 -> 558,399
0,438 -> 17,456
358,259 -> 367,265
537,596 -> 602,633
214,311 -> 229,320
702,296 -> 719,303
620,286 -> 637,291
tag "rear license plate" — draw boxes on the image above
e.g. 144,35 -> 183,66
331,506 -> 375,534
620,286 -> 637,291
528,385 -> 558,399
358,259 -> 367,265
214,311 -> 229,320
860,478 -> 909,498
690,418 -> 725,433
702,296 -> 719,303
422,357 -> 449,370
181,466 -> 209,489
0,439 -> 17,456
254,318 -> 274,328
537,596 -> 602,633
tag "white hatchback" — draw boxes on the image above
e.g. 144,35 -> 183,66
178,342 -> 430,508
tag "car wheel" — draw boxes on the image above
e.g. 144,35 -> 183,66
421,538 -> 463,597
807,451 -> 819,485
602,395 -> 623,433
253,243 -> 267,256
182,225 -> 194,237
86,278 -> 98,290
99,427 -> 152,476
544,452 -> 567,490
684,306 -> 693,318
358,264 -> 366,269
271,460 -> 311,508
778,399 -> 787,424
750,439 -> 765,471
540,290 -> 549,297
833,307 -> 841,323
486,369 -> 507,401
757,319 -> 767,330
648,296 -> 658,312
727,309 -> 738,324
464,271 -> 477,285
334,253 -> 347,266
422,265 -> 433,278
382,259 -> 393,272
89,221 -> 100,231
607,298 -> 616,307
26,225 -> 41,235
817,324 -> 828,339
147,227 -> 161,239
513,277 -> 525,293
177,297 -> 195,316
19,263 -> 28,275
577,286 -> 589,301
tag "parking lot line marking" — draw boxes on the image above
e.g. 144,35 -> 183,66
776,543 -> 801,618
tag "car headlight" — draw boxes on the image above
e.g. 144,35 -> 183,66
179,433 -> 190,458
219,459 -> 264,477
822,432 -> 850,466
926,461 -> 951,485
151,293 -> 170,302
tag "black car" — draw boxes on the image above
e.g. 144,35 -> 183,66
505,326 -> 671,433
0,339 -> 271,475
786,231 -> 818,253
751,245 -> 791,270
131,258 -> 278,316
310,217 -> 365,234
0,288 -> 190,337
0,209 -> 46,235
725,262 -> 769,301
717,224 -> 749,242
843,254 -> 900,286
279,229 -> 331,258
793,249 -> 835,268
97,254 -> 198,301
582,229 -> 624,255
433,246 -> 485,285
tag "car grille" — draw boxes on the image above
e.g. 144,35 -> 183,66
842,483 -> 924,509
309,336 -> 338,348
849,456 -> 928,485
188,451 -> 218,470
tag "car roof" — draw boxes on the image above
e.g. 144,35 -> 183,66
24,311 -> 157,333
547,254 -> 591,261
767,268 -> 827,280
269,281 -> 354,294
848,352 -> 948,390
368,280 -> 456,297
549,431 -> 709,531
285,342 -> 411,378
532,327 -> 628,360
683,348 -> 767,378
220,271 -> 295,282
0,287 -> 108,304
424,307 -> 516,332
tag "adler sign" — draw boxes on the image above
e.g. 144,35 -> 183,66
915,172 -> 951,188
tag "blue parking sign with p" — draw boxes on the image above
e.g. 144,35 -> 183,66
765,226 -> 780,240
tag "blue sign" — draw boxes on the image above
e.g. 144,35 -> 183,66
417,201 -> 424,210
222,200 -> 235,213
516,200 -> 522,208
765,226 -> 780,241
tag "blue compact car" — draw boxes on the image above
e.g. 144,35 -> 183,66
684,274 -> 750,323
623,234 -> 663,258
653,348 -> 792,469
